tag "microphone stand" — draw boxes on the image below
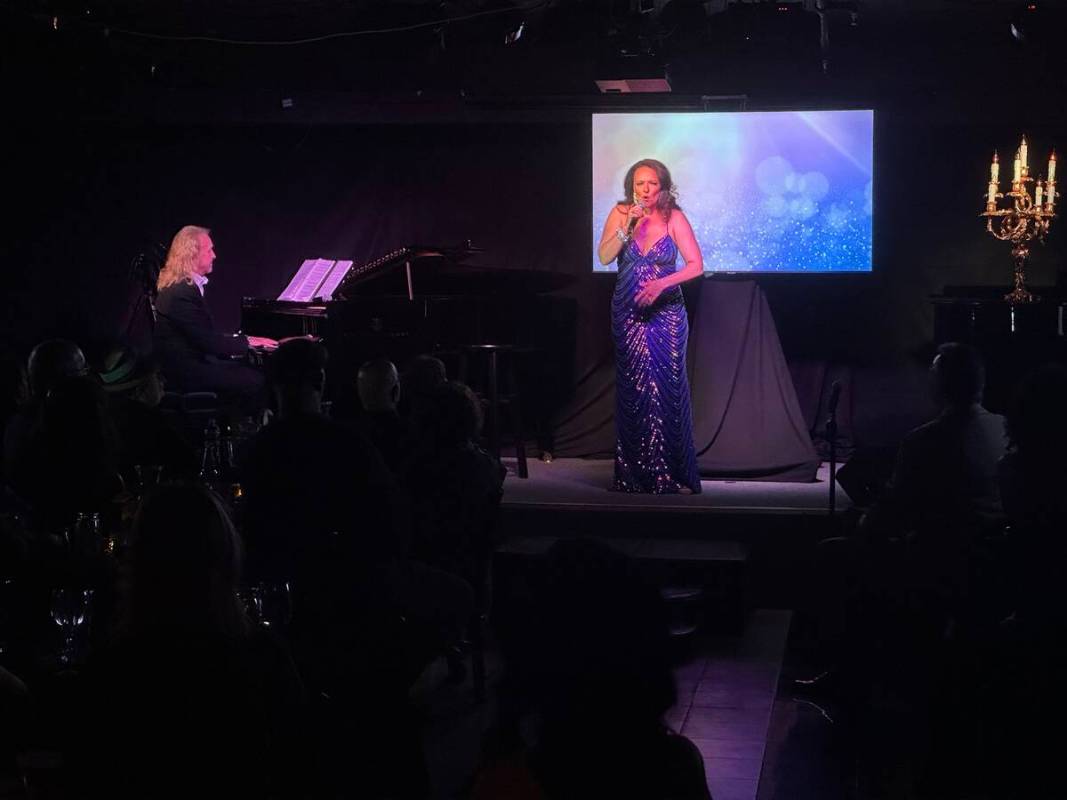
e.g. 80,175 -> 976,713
123,246 -> 162,351
826,381 -> 841,515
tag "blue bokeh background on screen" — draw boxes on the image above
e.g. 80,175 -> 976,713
592,110 -> 874,273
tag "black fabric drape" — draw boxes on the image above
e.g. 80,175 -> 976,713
687,280 -> 819,481
550,278 -> 617,459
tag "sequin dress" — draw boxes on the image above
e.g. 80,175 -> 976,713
612,234 -> 701,494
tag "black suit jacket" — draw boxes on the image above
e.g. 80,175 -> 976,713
154,280 -> 248,370
866,404 -> 1007,538
154,279 -> 247,360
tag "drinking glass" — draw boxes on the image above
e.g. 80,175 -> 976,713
50,588 -> 94,666
238,582 -> 292,630
256,581 -> 293,629
134,464 -> 163,495
238,586 -> 263,625
72,512 -> 103,558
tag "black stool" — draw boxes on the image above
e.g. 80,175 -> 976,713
160,391 -> 219,443
456,344 -> 532,479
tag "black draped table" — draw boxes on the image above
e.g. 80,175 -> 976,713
688,280 -> 820,482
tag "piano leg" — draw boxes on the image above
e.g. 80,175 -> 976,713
458,345 -> 530,478
487,349 -> 500,466
507,362 -> 529,479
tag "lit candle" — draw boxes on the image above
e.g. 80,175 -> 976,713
1014,152 -> 1022,183
1020,136 -> 1028,171
1035,181 -> 1044,208
1048,180 -> 1056,210
988,182 -> 997,205
1049,151 -> 1057,184
991,151 -> 1000,184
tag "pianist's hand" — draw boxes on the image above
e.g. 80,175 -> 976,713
247,335 -> 279,351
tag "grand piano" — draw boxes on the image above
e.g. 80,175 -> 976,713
241,243 -> 578,448
931,284 -> 1067,411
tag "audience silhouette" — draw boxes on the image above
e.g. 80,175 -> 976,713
800,345 -> 1010,737
3,339 -> 88,493
983,364 -> 1067,797
72,483 -> 307,799
355,357 -> 409,475
4,325 -> 1065,800
861,342 -> 1007,540
241,339 -> 406,581
16,375 -> 124,532
399,354 -> 447,428
241,340 -> 471,798
476,538 -> 710,800
96,347 -> 198,484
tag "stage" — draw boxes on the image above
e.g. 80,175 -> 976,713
501,458 -> 852,515
497,458 -> 853,609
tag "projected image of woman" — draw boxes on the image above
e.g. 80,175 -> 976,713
598,159 -> 704,494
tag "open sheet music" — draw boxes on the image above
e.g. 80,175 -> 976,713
316,260 -> 352,301
277,259 -> 353,302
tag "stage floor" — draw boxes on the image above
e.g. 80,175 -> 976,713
501,458 -> 852,515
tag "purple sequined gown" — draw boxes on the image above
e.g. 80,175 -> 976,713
612,234 -> 701,494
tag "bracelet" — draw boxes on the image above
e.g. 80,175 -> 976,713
615,227 -> 628,244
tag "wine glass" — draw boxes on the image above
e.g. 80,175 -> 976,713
238,585 -> 263,625
72,512 -> 102,558
133,464 -> 163,496
256,581 -> 293,630
50,588 -> 94,666
238,582 -> 292,630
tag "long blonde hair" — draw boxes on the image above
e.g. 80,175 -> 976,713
157,225 -> 210,291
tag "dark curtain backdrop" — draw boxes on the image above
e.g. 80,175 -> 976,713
6,115 -> 1067,459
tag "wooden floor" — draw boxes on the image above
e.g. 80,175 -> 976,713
418,609 -> 794,800
415,459 -> 847,798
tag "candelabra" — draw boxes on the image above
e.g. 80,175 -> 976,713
981,136 -> 1057,304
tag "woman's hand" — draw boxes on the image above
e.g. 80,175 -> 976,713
635,279 -> 664,307
624,202 -> 647,235
599,203 -> 640,265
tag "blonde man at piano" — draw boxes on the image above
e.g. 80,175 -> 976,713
153,225 -> 276,411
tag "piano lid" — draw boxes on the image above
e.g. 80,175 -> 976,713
409,264 -> 576,296
332,241 -> 476,300
332,241 -> 574,299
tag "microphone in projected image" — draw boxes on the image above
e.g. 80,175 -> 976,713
627,193 -> 646,237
